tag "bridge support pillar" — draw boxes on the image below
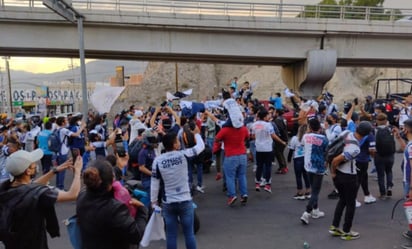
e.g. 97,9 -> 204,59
281,49 -> 337,98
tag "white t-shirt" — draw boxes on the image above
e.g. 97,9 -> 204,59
288,136 -> 304,158
59,127 -> 73,155
251,120 -> 274,152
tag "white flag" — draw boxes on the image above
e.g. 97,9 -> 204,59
90,86 -> 125,114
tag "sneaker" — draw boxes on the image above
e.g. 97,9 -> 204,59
340,231 -> 360,241
255,183 -> 261,192
293,194 -> 305,200
260,179 -> 266,187
240,195 -> 248,205
215,173 -> 222,181
356,200 -> 361,208
227,196 -> 237,206
379,194 -> 387,200
328,190 -> 339,199
300,211 -> 310,225
403,231 -> 412,240
364,195 -> 376,204
264,184 -> 272,193
311,208 -> 325,219
329,225 -> 344,236
387,188 -> 393,197
305,192 -> 311,199
196,185 -> 205,193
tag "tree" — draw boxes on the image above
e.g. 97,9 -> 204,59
297,0 -> 401,21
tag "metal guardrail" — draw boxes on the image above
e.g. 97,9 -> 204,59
2,0 -> 412,22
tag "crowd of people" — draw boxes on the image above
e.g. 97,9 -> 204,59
1,76 -> 412,248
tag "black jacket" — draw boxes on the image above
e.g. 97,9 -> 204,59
0,181 -> 59,249
76,189 -> 148,249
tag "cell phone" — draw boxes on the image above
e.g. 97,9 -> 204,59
71,148 -> 80,165
354,98 -> 358,105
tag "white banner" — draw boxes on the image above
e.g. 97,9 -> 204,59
90,86 -> 125,114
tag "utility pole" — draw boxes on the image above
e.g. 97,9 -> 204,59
3,57 -> 12,114
43,0 -> 88,117
175,62 -> 179,92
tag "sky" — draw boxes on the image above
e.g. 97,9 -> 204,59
4,0 -> 412,74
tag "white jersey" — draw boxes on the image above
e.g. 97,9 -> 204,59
251,120 -> 274,152
223,98 -> 244,128
151,134 -> 205,204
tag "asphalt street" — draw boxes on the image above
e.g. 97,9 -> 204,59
2,152 -> 411,249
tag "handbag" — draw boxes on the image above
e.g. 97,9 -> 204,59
140,206 -> 165,247
63,215 -> 82,249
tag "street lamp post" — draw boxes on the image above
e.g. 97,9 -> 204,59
43,0 -> 88,118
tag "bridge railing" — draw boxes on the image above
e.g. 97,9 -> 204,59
2,0 -> 412,22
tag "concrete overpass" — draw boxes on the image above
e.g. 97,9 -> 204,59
1,0 -> 412,95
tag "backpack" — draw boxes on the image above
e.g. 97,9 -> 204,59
325,131 -> 357,165
375,126 -> 396,156
0,183 -> 47,244
48,128 -> 66,154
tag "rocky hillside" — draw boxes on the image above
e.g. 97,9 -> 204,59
111,62 -> 412,113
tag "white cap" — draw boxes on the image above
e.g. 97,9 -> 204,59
134,110 -> 143,118
6,149 -> 43,177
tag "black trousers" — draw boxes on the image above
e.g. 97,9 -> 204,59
332,170 -> 358,233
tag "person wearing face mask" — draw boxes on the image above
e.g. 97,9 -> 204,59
0,148 -> 82,249
324,113 -> 342,143
55,116 -> 86,190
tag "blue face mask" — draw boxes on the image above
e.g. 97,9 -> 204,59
127,114 -> 132,120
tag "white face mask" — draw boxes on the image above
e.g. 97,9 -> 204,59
77,121 -> 82,126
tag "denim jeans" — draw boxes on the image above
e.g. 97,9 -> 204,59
293,157 -> 310,190
162,200 -> 197,249
141,177 -> 151,203
206,137 -> 216,161
56,154 -> 68,190
187,157 -> 203,188
306,172 -> 323,212
374,154 -> 394,195
223,154 -> 248,198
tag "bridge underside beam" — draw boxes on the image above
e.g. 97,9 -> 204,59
0,22 -> 412,67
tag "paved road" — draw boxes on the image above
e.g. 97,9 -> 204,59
22,153 -> 412,249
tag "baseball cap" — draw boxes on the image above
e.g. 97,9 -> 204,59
6,149 -> 43,179
356,121 -> 372,136
365,95 -> 373,100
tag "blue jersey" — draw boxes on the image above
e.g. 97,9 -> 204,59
302,133 -> 329,174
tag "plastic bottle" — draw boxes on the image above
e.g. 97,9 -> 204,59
303,241 -> 310,249
404,200 -> 412,230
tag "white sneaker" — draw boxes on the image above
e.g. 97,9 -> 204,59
356,200 -> 361,208
311,208 -> 325,219
260,179 -> 266,187
364,195 -> 376,204
300,211 -> 310,225
196,185 -> 205,193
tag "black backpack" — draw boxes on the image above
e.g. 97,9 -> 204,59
375,126 -> 396,156
0,183 -> 48,244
